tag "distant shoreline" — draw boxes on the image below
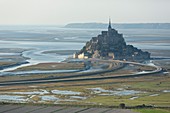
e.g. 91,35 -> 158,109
65,23 -> 170,29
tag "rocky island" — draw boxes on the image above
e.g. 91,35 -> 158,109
74,19 -> 150,61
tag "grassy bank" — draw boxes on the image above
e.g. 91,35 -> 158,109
134,108 -> 170,113
11,62 -> 85,71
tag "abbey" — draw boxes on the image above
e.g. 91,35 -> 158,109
74,19 -> 150,61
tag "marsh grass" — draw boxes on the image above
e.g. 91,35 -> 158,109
11,62 -> 85,71
134,108 -> 170,113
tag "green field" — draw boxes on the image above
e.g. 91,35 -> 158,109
134,108 -> 170,113
0,59 -> 169,110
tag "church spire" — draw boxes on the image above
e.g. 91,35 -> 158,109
108,18 -> 112,29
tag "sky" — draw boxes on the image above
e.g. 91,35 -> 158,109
0,0 -> 170,25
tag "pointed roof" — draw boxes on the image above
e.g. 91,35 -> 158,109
108,18 -> 112,29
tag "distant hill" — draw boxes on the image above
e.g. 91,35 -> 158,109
65,23 -> 170,29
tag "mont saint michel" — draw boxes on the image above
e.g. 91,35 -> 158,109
0,22 -> 169,112
74,20 -> 150,61
0,0 -> 170,112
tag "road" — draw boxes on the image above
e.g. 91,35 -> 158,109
0,59 -> 162,86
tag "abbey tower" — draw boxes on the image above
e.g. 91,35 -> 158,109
74,19 -> 150,61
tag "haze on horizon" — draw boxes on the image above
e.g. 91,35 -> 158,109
0,0 -> 170,25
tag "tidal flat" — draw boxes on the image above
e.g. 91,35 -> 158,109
0,27 -> 170,109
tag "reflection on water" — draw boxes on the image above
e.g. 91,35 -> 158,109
40,95 -> 59,101
0,95 -> 26,102
51,90 -> 81,95
88,87 -> 142,96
